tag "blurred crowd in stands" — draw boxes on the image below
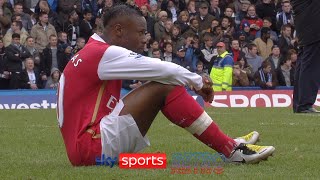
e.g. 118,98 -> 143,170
0,0 -> 298,91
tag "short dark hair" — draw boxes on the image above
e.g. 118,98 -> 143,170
49,34 -> 57,39
281,24 -> 292,32
39,11 -> 48,17
248,43 -> 257,50
103,4 -> 142,27
263,17 -> 272,23
14,3 -> 23,7
26,36 -> 34,42
12,20 -> 23,30
11,14 -> 21,22
189,18 -> 197,25
152,48 -> 160,54
261,60 -> 272,69
83,9 -> 93,15
12,33 -> 20,39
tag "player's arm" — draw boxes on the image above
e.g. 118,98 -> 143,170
98,46 -> 204,90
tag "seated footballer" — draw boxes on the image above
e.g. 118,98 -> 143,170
57,5 -> 275,166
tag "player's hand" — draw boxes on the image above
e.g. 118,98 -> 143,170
194,74 -> 214,103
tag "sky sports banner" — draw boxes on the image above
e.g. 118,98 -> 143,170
0,89 -> 319,110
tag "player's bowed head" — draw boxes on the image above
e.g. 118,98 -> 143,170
102,4 -> 147,54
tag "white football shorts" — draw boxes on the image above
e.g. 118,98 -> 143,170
100,100 -> 150,159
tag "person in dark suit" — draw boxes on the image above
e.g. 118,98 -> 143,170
292,0 -> 320,113
5,33 -> 31,89
19,57 -> 43,89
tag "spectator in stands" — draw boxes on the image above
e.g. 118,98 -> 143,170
0,38 -> 9,89
57,0 -> 81,24
170,24 -> 184,53
245,43 -> 263,74
147,39 -> 159,57
237,55 -> 254,84
182,18 -> 199,38
254,60 -> 278,89
173,45 -> 193,71
186,0 -> 196,18
152,48 -> 162,60
162,0 -> 180,23
72,37 -> 86,54
199,32 -> 216,72
230,39 -> 245,62
276,55 -> 294,87
35,0 -> 61,32
209,42 -> 233,91
98,0 -> 113,15
0,0 -> 12,36
221,16 -> 235,37
240,5 -> 263,36
233,61 -> 250,87
154,11 -> 168,41
149,0 -> 160,19
255,0 -> 277,30
40,35 -> 67,83
13,3 -> 32,32
195,61 -> 207,75
30,12 -> 57,53
80,10 -> 93,42
278,24 -> 295,57
255,17 -> 278,43
196,1 -> 215,33
140,5 -> 155,39
57,31 -> 70,52
224,6 -> 235,21
265,45 -> 282,71
5,33 -> 31,89
19,57 -> 42,89
81,0 -> 99,20
63,10 -> 79,47
162,42 -> 175,62
164,18 -> 173,37
209,0 -> 221,19
24,37 -> 41,70
235,0 -> 250,28
210,25 -> 225,47
253,27 -> 273,60
174,11 -> 189,35
242,21 -> 255,42
287,48 -> 297,69
238,30 -> 250,54
205,18 -> 220,34
45,67 -> 61,89
276,0 -> 293,32
3,21 -> 29,47
30,12 -> 37,26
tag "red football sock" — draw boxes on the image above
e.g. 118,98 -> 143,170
161,86 -> 236,157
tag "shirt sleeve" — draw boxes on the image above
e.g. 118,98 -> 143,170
97,45 -> 204,90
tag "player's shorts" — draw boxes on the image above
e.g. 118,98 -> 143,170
100,100 -> 150,159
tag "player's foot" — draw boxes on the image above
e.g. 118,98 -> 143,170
234,131 -> 260,144
227,143 -> 275,164
296,107 -> 320,113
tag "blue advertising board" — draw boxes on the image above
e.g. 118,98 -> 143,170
0,88 -> 204,110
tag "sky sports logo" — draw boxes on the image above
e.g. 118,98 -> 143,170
119,153 -> 166,169
97,152 -> 225,172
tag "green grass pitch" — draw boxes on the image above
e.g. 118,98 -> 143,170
1,108 -> 320,179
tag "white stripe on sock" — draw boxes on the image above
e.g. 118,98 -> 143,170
185,112 -> 212,136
